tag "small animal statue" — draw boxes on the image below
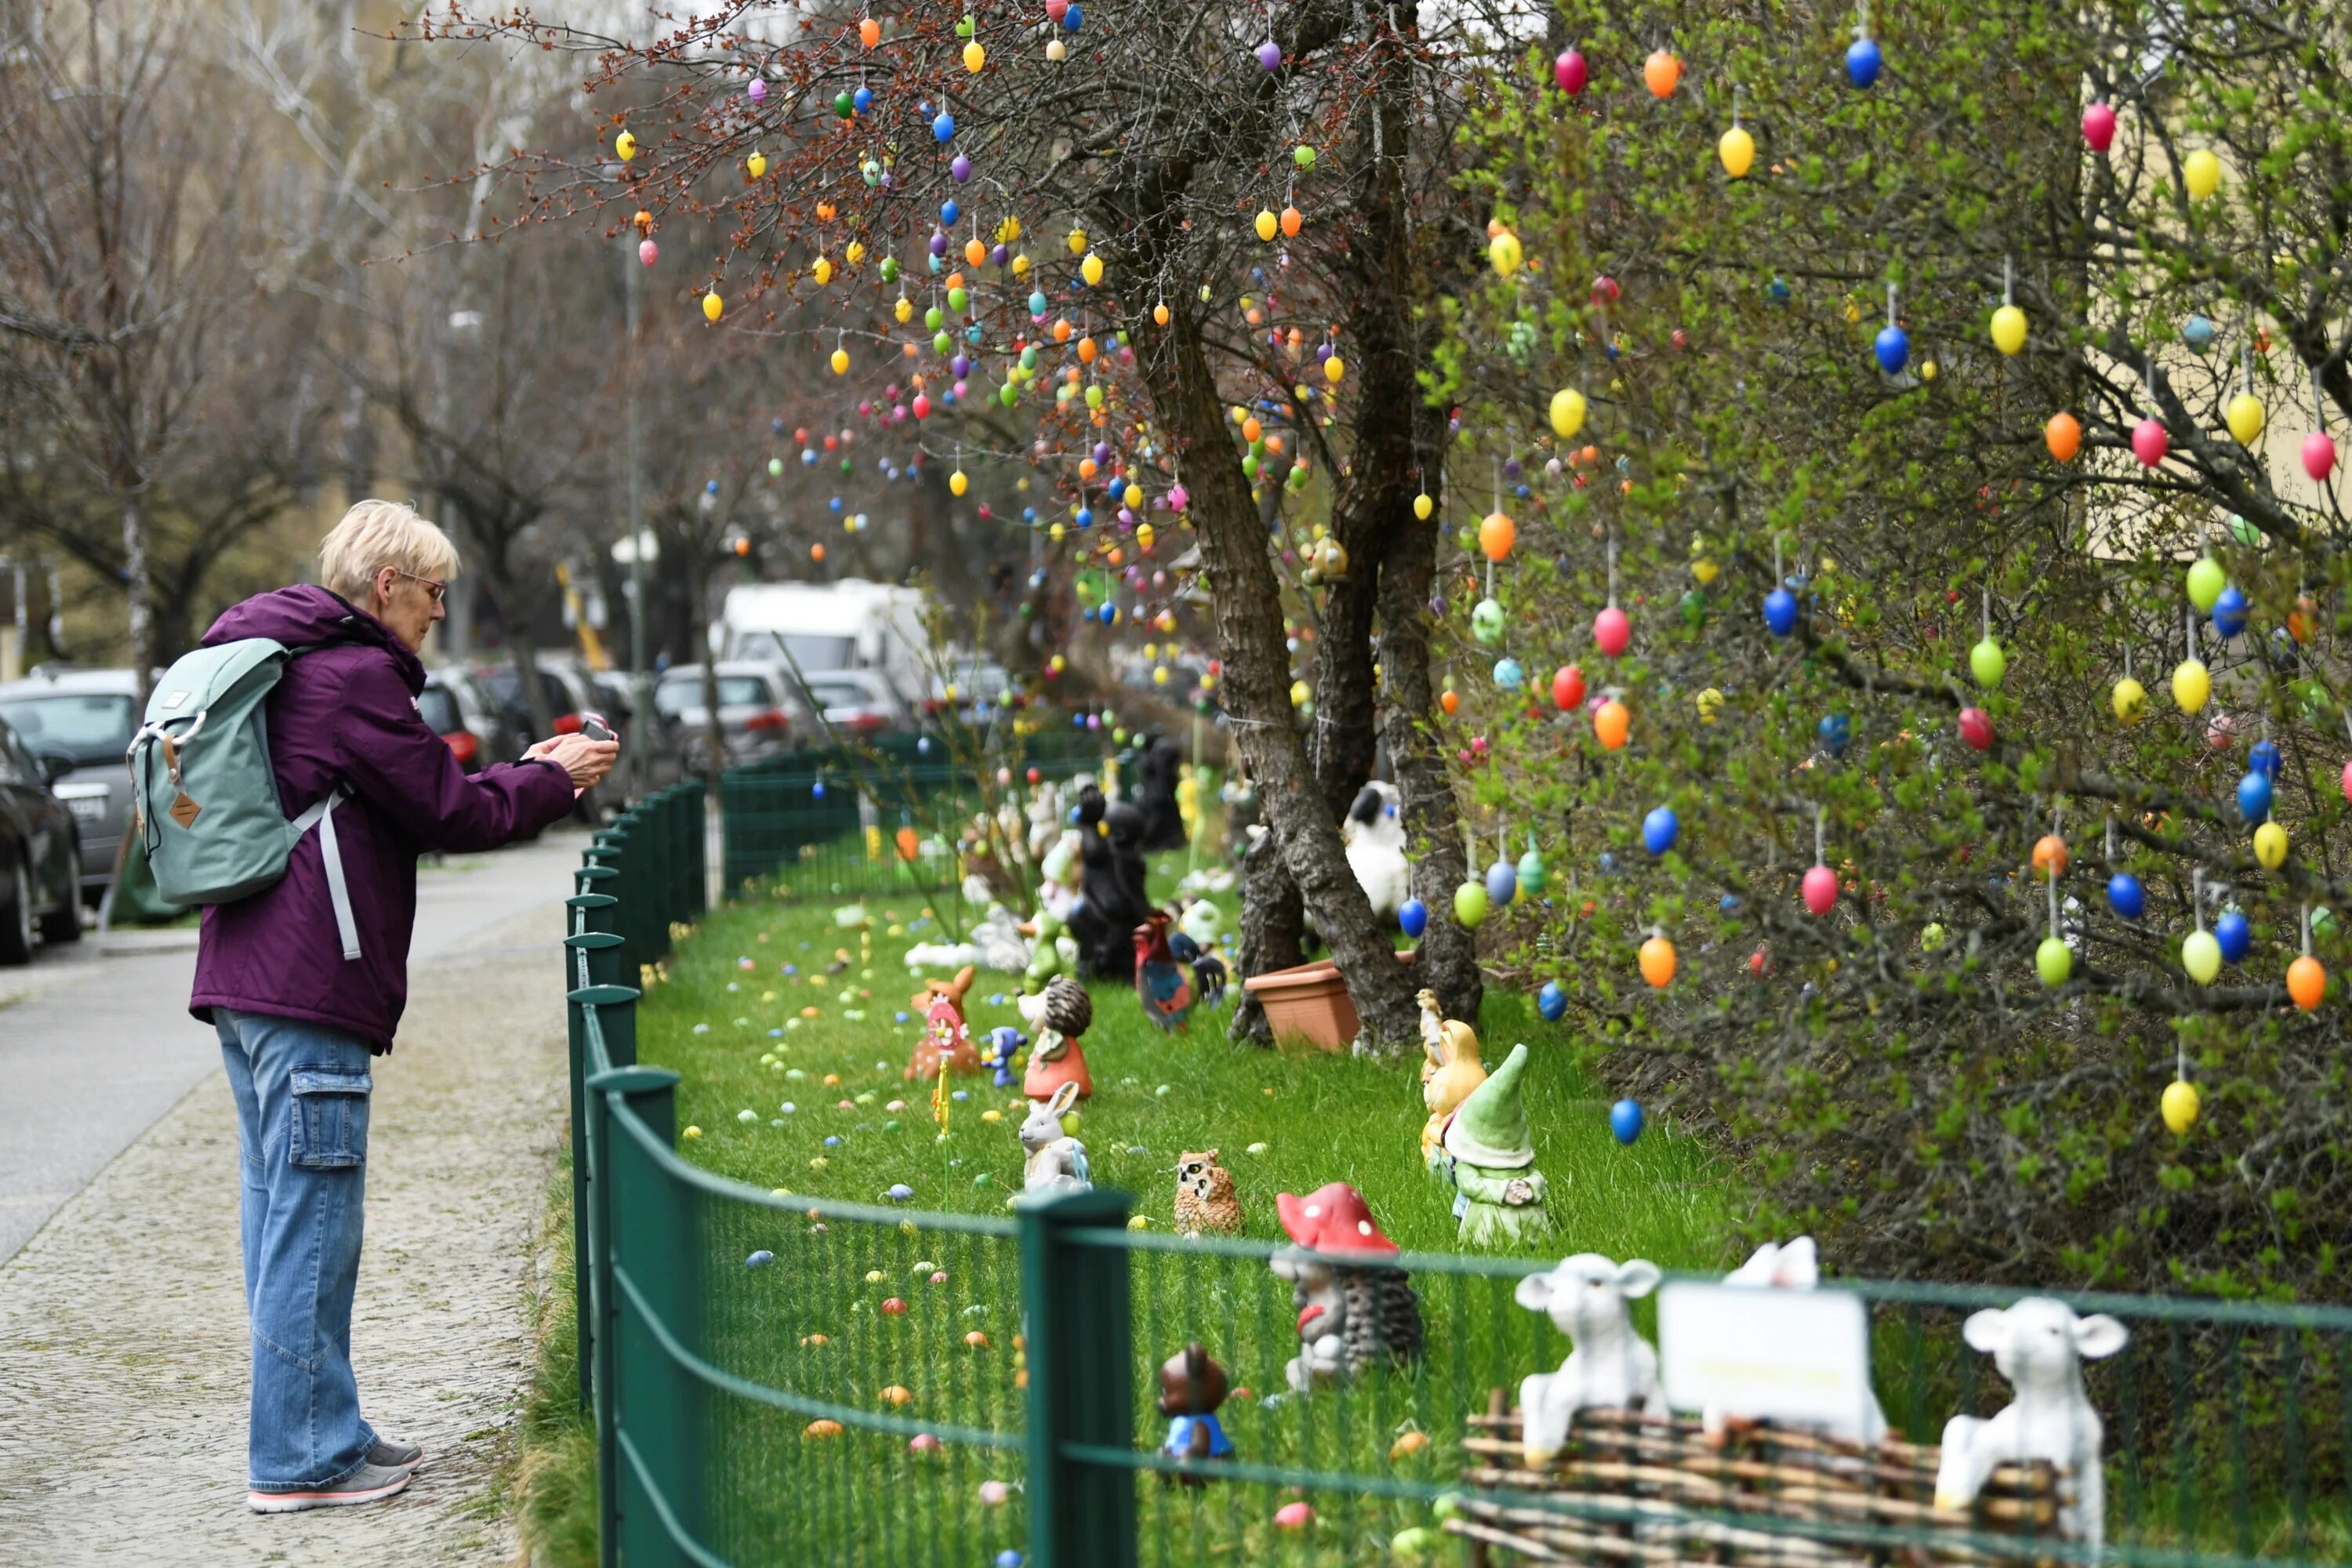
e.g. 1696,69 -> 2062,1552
1933,1298 -> 2129,1553
1342,782 -> 1410,922
1172,1150 -> 1242,1236
1166,927 -> 1228,1008
1269,1183 -> 1424,1393
1134,733 -> 1189,851
1133,910 -> 1198,1033
1512,1254 -> 1668,1466
904,965 -> 983,1082
979,1025 -> 1028,1091
1156,1342 -> 1234,1483
1018,1080 -> 1091,1198
970,903 -> 1032,973
1417,989 -> 1486,1173
1705,1238 -> 1890,1445
1068,789 -> 1153,980
1018,974 -> 1094,1101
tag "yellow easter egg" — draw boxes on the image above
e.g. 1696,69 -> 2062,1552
812,256 -> 833,285
2227,392 -> 2265,445
1719,125 -> 1754,179
964,40 -> 985,71
702,291 -> 723,321
1067,227 -> 1088,256
950,470 -> 969,497
1990,304 -> 2027,356
2111,676 -> 2147,723
2172,657 -> 2210,713
1548,387 -> 1587,438
2183,149 -> 2221,200
844,239 -> 864,264
1081,253 -> 1105,285
1414,493 -> 1433,520
894,296 -> 913,323
747,151 -> 768,179
2161,1079 -> 2200,1133
1255,209 -> 1278,242
2254,822 -> 2287,869
1323,354 -> 1345,383
615,130 -> 637,162
1488,230 -> 1522,277
830,347 -> 850,375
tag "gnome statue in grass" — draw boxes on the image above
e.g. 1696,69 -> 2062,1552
1442,1044 -> 1554,1249
1418,989 -> 1486,1174
1269,1183 -> 1425,1393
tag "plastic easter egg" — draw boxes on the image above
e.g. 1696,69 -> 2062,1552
2035,936 -> 2072,988
1255,209 -> 1278,242
1486,859 -> 1518,906
2185,557 -> 2226,613
1845,36 -> 1882,88
2226,392 -> 2265,446
830,347 -> 850,376
1610,1098 -> 1645,1144
1958,706 -> 1995,751
2172,657 -> 2210,713
2107,872 -> 2144,919
2032,833 -> 2069,878
1873,324 -> 1908,374
2045,412 -> 2081,462
1489,230 -> 1523,278
1517,848 -> 1546,896
2182,927 -> 2222,984
1274,1502 -> 1315,1530
964,39 -> 985,71
2238,769 -> 2273,825
615,129 -> 638,161
638,238 -> 659,267
1593,605 -> 1630,656
2183,314 -> 2216,350
1414,492 -> 1433,519
2082,101 -> 2116,153
1639,935 -> 1677,988
1399,898 -> 1429,938
1555,48 -> 1587,93
702,291 -> 724,321
1548,387 -> 1587,438
1454,881 -> 1489,929
2215,909 -> 2252,964
2288,953 -> 2326,1011
860,15 -> 881,45
2183,148 -> 2221,200
1593,699 -> 1630,750
2249,737 -> 2281,780
1719,125 -> 1754,179
2161,1079 -> 2200,1134
1643,49 -> 1681,98
1990,304 -> 2027,357
1493,657 -> 1525,691
1552,664 -> 1586,711
1642,807 -> 1679,856
746,151 -> 768,178
1819,713 -> 1852,757
1281,205 -> 1303,237
1255,38 -> 1282,70
1802,864 -> 1838,916
932,111 -> 956,142
2112,677 -> 2147,723
2132,417 -> 2169,467
1046,37 -> 1066,60
1081,253 -> 1105,286
2254,822 -> 2287,869
1537,980 -> 1568,1020
1471,597 -> 1506,644
1323,354 -> 1345,383
2303,430 -> 2338,481
1969,637 -> 2006,688
1764,586 -> 1798,637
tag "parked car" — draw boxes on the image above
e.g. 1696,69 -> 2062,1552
419,666 -> 515,772
654,662 -> 809,768
925,659 -> 1014,724
0,710 -> 83,960
470,656 -> 594,743
0,666 -> 139,906
585,669 -> 684,792
797,668 -> 913,737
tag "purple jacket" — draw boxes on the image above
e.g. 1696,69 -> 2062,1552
189,586 -> 578,1051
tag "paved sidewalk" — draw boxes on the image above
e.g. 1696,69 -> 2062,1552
0,898 -> 572,1564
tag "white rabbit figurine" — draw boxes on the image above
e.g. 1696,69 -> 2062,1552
1933,1298 -> 2127,1555
1018,1080 -> 1091,1198
1512,1254 -> 1666,1465
1704,1237 -> 1890,1445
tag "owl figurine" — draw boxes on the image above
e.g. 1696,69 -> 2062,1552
1173,1149 -> 1243,1236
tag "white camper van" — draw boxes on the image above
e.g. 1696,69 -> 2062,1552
719,580 -> 928,709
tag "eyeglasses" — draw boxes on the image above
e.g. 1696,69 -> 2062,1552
391,568 -> 448,604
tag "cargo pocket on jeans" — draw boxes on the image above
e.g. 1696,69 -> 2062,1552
288,1067 -> 373,1170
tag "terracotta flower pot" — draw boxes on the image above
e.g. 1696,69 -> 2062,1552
1242,949 -> 1416,1051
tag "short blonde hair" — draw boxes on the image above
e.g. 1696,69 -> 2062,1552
318,499 -> 460,603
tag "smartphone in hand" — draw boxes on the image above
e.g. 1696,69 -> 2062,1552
579,713 -> 616,742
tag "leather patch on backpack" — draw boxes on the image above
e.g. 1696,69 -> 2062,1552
170,792 -> 201,829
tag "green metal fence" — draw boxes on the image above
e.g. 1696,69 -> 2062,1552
564,800 -> 2352,1568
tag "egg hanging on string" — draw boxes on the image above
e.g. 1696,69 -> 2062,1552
2181,928 -> 2222,984
2160,1079 -> 2200,1133
1593,606 -> 1630,656
2107,872 -> 2144,919
2045,412 -> 2081,462
1844,36 -> 1882,89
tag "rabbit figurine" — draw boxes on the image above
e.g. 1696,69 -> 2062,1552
1018,1080 -> 1091,1198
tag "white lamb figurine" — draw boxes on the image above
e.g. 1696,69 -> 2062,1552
1342,783 -> 1409,923
1017,1082 -> 1091,1199
1933,1298 -> 2128,1555
1704,1237 -> 1890,1445
1512,1254 -> 1667,1465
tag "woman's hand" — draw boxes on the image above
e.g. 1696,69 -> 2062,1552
525,734 -> 619,790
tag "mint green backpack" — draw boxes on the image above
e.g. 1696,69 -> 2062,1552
128,639 -> 358,960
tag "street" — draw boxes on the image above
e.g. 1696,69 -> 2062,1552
0,829 -> 593,1265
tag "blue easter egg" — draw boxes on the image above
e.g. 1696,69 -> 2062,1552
811,780 -> 827,799
2183,315 -> 2216,350
1486,859 -> 1518,906
2249,739 -> 2281,779
854,85 -> 873,114
1642,806 -> 1679,855
823,1135 -> 841,1148
1767,276 -> 1792,303
829,495 -> 844,512
940,198 -> 960,226
1874,324 -> 1909,374
1598,851 -> 1617,874
1028,290 -> 1047,315
1764,586 -> 1798,637
1399,898 -> 1428,938
1494,657 -> 1525,691
1062,1 -> 1081,27
1719,892 -> 1740,912
2210,585 -> 2249,638
2238,770 -> 2273,825
1537,980 -> 1568,1020
932,111 -> 956,142
997,1553 -> 1026,1568
2215,909 -> 2252,964
1610,1098 -> 1645,1145
746,1250 -> 775,1268
1845,37 -> 1882,87
2107,873 -> 2144,920
1076,506 -> 1094,527
887,1183 -> 915,1203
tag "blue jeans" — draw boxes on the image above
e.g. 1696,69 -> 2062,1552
216,1009 -> 379,1491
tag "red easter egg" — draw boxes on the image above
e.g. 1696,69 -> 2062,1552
2303,430 -> 2338,481
1802,865 -> 1838,916
2082,102 -> 2117,153
882,1297 -> 909,1316
1025,767 -> 1041,784
1552,664 -> 1586,711
2341,758 -> 2352,804
1958,706 -> 1994,752
1555,48 -> 1587,94
1591,274 -> 1621,306
912,394 -> 931,419
2132,417 -> 2169,467
1594,606 -> 1631,656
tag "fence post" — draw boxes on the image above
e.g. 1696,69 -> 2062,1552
564,884 -> 619,1416
586,1060 -> 657,1568
589,1062 -> 702,1568
1018,1188 -> 1138,1568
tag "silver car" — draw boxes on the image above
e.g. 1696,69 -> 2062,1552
0,667 -> 139,905
654,662 -> 809,768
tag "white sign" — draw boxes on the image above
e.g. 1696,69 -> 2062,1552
1658,1282 -> 1873,1431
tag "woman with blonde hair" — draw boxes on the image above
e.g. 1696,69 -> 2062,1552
189,499 -> 615,1512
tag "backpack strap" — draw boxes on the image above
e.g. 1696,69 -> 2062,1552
290,785 -> 360,962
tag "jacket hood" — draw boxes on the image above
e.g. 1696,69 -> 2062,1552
203,585 -> 423,692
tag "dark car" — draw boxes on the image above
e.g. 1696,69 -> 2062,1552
0,667 -> 139,906
0,711 -> 83,961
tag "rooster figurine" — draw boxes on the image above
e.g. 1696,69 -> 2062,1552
1167,927 -> 1228,1009
1134,910 -> 1200,1033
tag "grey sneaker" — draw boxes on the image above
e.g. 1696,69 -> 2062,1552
247,1461 -> 413,1513
367,1437 -> 425,1473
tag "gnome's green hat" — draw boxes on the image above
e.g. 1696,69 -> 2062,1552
1443,1042 -> 1534,1168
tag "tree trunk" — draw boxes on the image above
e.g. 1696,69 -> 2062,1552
120,494 -> 151,708
1228,827 -> 1302,1044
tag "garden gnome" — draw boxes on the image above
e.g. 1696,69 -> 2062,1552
1269,1182 -> 1424,1392
1418,989 -> 1486,1173
1442,1044 -> 1554,1248
1018,974 -> 1094,1101
1155,1342 -> 1234,1483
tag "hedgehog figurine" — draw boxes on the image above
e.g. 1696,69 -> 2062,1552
1018,974 -> 1094,1101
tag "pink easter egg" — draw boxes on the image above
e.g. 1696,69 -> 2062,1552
913,394 -> 931,419
1555,49 -> 1588,95
1274,1501 -> 1316,1530
1958,706 -> 1994,752
2342,758 -> 2352,805
1802,865 -> 1838,916
2082,102 -> 2116,153
637,238 -> 659,266
1593,605 -> 1631,656
2303,430 -> 2337,481
2131,416 -> 2169,467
